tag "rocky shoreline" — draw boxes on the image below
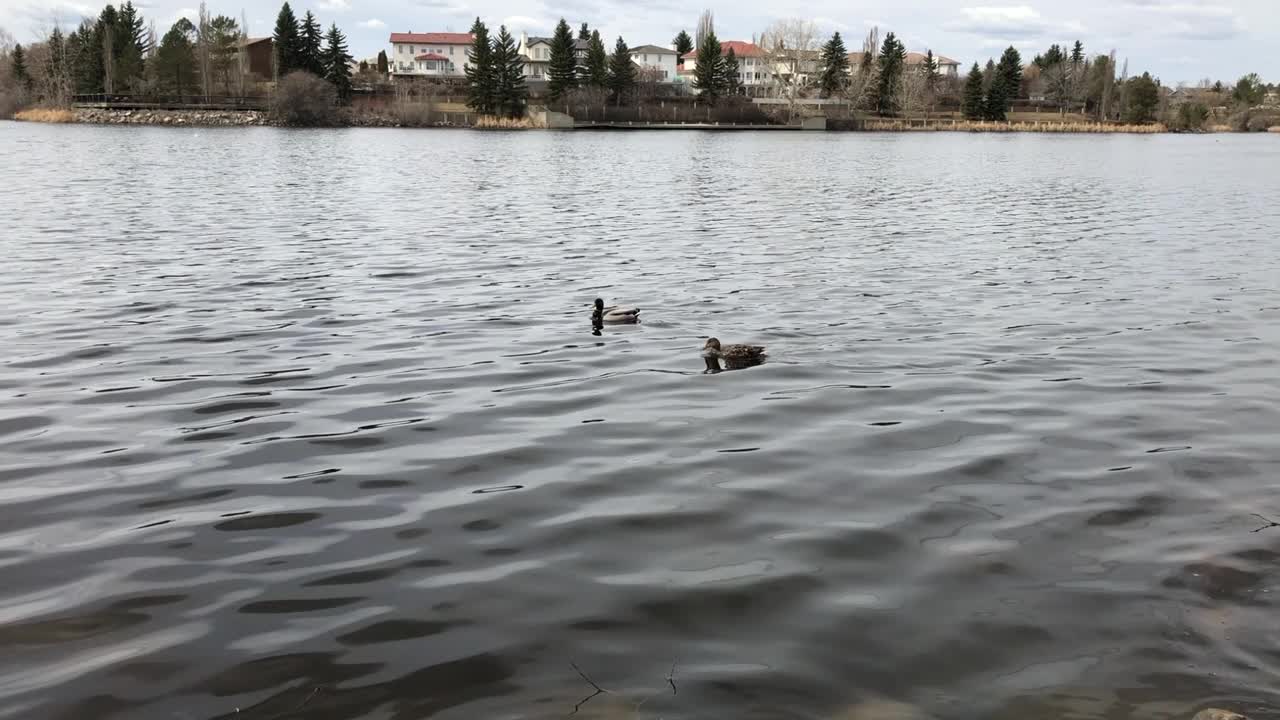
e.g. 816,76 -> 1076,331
74,108 -> 268,127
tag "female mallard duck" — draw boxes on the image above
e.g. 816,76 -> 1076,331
593,298 -> 640,324
702,337 -> 766,372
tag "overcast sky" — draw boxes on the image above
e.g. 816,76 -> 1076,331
1,0 -> 1275,85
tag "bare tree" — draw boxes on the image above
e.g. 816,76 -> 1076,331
1100,48 -> 1116,121
695,10 -> 714,47
843,25 -> 879,110
755,18 -> 819,120
899,64 -> 927,116
239,9 -> 249,96
197,2 -> 212,100
0,27 -> 15,55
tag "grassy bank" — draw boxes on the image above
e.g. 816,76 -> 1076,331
14,108 -> 76,123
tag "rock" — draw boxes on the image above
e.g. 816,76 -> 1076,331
1193,710 -> 1249,720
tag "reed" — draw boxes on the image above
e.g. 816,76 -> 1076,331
13,108 -> 77,123
473,115 -> 536,130
862,118 -> 1166,133
1269,126 -> 1280,134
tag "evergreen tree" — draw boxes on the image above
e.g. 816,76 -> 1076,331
208,16 -> 242,94
585,30 -> 609,88
96,5 -> 120,93
578,22 -> 590,41
376,50 -> 388,74
720,46 -> 742,96
114,1 -> 146,90
875,31 -> 906,115
607,36 -> 636,105
999,45 -> 1023,98
817,31 -> 849,98
983,58 -> 996,92
984,45 -> 1022,120
323,23 -> 353,101
272,2 -> 302,77
962,62 -> 984,119
68,20 -> 104,94
465,17 -> 494,114
546,18 -> 577,100
155,18 -> 198,96
923,49 -> 939,93
299,11 -> 325,76
1041,43 -> 1064,67
11,44 -> 32,91
692,31 -> 723,103
1069,40 -> 1084,67
672,29 -> 693,65
490,25 -> 527,118
1123,71 -> 1159,122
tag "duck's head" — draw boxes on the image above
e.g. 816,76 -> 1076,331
702,338 -> 722,356
593,298 -> 605,312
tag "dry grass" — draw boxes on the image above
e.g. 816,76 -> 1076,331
473,115 -> 536,130
14,108 -> 76,123
863,118 -> 1166,133
1269,126 -> 1280,134
1209,124 -> 1234,133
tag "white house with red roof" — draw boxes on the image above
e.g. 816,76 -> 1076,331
681,41 -> 769,88
388,32 -> 473,77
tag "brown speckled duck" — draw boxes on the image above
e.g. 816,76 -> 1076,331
702,337 -> 766,372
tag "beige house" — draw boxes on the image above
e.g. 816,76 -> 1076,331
388,32 -> 473,77
628,45 -> 679,81
681,41 -> 769,87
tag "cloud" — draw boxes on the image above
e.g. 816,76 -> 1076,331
1128,2 -> 1244,39
358,18 -> 386,28
948,5 -> 1085,40
813,16 -> 850,32
318,0 -> 350,10
501,15 -> 549,32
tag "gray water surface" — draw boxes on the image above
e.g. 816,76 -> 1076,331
2,123 -> 1280,720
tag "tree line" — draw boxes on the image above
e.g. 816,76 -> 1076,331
0,1 -> 354,108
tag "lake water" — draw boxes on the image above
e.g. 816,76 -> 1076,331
2,122 -> 1280,720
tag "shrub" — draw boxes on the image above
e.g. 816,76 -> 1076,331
1247,111 -> 1280,132
0,88 -> 30,120
391,101 -> 436,127
1167,102 -> 1210,132
269,72 -> 339,127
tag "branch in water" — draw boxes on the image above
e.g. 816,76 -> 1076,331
1252,514 -> 1280,533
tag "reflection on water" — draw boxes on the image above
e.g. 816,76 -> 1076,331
1,123 -> 1280,720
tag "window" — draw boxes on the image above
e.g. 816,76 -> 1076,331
450,46 -> 455,55
643,53 -> 648,62
410,46 -> 415,54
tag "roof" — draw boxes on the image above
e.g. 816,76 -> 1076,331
240,36 -> 272,46
848,50 -> 959,66
906,51 -> 958,65
681,40 -> 764,60
629,44 -> 676,55
524,36 -> 553,46
389,32 -> 473,45
415,53 -> 449,61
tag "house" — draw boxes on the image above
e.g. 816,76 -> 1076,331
628,45 -> 678,82
240,37 -> 274,80
681,41 -> 769,87
517,35 -> 552,78
388,32 -> 473,77
516,34 -> 590,79
847,51 -> 960,77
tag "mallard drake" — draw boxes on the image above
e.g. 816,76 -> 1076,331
702,337 -> 766,372
593,298 -> 640,324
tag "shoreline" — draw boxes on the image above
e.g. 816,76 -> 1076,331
8,107 -> 1273,134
